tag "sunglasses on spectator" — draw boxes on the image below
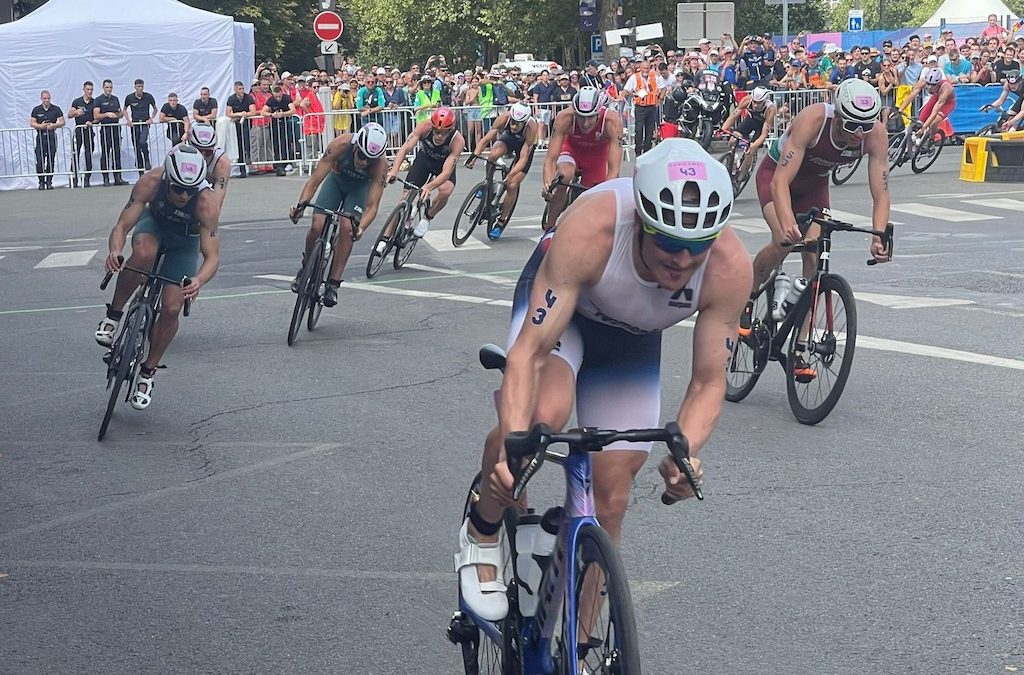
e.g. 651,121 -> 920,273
840,119 -> 875,134
642,223 -> 718,255
170,184 -> 198,196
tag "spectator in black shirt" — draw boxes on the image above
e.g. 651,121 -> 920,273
29,90 -> 65,190
553,73 -> 577,114
68,81 -> 96,187
993,46 -> 1021,82
261,85 -> 295,176
92,79 -> 127,186
193,87 -> 218,124
856,49 -> 881,85
741,39 -> 769,87
123,78 -> 157,174
226,80 -> 257,177
159,93 -> 190,144
581,59 -> 603,89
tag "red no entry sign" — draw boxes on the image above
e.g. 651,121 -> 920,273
313,11 -> 344,42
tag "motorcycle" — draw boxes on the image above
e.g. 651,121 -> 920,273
678,69 -> 727,149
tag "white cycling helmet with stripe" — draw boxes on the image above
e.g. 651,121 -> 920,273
163,144 -> 207,189
188,123 -> 217,150
572,86 -> 602,117
923,67 -> 944,86
354,122 -> 387,158
509,102 -> 532,124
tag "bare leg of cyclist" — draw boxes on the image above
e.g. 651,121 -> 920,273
110,234 -> 158,310
501,172 -> 526,224
144,286 -> 184,370
544,162 -> 577,231
466,355 -> 575,586
304,213 -> 327,261
425,180 -> 454,220
328,217 -> 357,281
750,202 -> 790,293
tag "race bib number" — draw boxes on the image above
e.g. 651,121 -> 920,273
667,161 -> 708,181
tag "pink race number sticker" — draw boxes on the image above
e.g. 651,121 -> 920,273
854,95 -> 874,108
667,161 -> 707,181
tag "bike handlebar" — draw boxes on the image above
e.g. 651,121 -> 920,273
792,208 -> 895,265
100,255 -> 194,314
504,422 -> 703,505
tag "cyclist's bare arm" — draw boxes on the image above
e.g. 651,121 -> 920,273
898,81 -> 925,114
389,121 -> 429,175
678,230 -> 752,454
107,171 -> 161,270
769,107 -> 821,242
424,132 -> 465,192
473,113 -> 506,157
508,120 -> 538,179
210,154 -> 231,208
296,134 -> 352,211
603,112 -> 624,179
357,159 -> 389,236
187,192 -> 222,298
722,99 -> 747,131
864,125 -> 892,261
498,191 -> 615,440
542,109 -> 573,186
753,107 -> 776,149
989,85 -> 1010,108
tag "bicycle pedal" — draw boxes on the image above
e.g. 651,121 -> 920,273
102,350 -> 113,365
793,372 -> 817,384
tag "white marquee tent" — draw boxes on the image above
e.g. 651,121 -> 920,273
0,0 -> 254,189
922,0 -> 1019,27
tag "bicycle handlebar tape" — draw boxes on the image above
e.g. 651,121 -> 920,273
182,277 -> 192,317
100,255 -> 125,290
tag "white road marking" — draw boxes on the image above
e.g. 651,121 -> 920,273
254,274 -> 295,283
422,230 -> 489,251
728,218 -> 768,234
854,291 -> 974,309
33,250 -> 98,268
891,203 -> 998,222
61,237 -> 102,242
0,246 -> 42,253
507,215 -> 542,223
920,189 -> 1024,198
825,209 -> 903,228
404,263 -> 515,285
346,281 -> 512,306
960,198 -> 1024,213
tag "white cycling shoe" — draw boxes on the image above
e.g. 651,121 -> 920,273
455,518 -> 508,622
95,317 -> 119,347
130,370 -> 155,410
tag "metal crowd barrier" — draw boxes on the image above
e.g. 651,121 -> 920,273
769,88 -> 832,141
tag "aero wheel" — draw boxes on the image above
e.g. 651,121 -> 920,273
785,274 -> 858,425
726,283 -> 773,402
453,182 -> 486,246
306,247 -> 329,332
564,525 -> 641,675
366,204 -> 403,279
911,127 -> 945,173
98,308 -> 142,441
288,241 -> 320,346
831,155 -> 860,185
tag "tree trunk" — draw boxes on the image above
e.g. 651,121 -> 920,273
599,0 -> 620,64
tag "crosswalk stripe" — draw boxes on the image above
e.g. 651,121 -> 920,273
824,209 -> 903,228
728,217 -> 768,233
853,291 -> 974,309
959,198 -> 1024,213
891,203 -> 998,222
404,263 -> 515,285
33,250 -> 98,268
422,230 -> 489,252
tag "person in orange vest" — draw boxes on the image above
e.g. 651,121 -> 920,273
622,55 -> 661,156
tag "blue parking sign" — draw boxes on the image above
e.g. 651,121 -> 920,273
591,35 -> 603,54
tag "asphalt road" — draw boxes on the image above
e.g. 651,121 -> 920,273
1,146 -> 1023,674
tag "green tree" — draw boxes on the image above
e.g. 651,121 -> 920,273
181,0 -> 319,67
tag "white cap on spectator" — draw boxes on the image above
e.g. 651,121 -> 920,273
724,45 -> 735,52
376,67 -> 386,75
927,55 -> 938,63
281,71 -> 292,78
699,37 -> 711,45
340,83 -> 350,90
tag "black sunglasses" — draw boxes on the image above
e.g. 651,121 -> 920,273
840,119 -> 875,134
170,184 -> 198,196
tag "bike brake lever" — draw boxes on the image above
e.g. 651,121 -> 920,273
660,422 -> 703,505
506,424 -> 551,501
100,255 -> 125,290
867,223 -> 894,266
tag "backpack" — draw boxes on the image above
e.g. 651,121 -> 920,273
493,82 -> 509,106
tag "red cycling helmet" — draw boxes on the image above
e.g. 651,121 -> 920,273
431,106 -> 456,129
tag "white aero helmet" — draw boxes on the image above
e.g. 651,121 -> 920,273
633,138 -> 733,240
834,78 -> 882,123
355,121 -> 387,158
923,67 -> 944,85
188,123 -> 217,150
509,102 -> 532,124
163,144 -> 207,188
750,86 -> 771,103
572,86 -> 602,117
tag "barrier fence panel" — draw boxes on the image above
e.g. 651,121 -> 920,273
769,88 -> 833,141
0,126 -> 75,187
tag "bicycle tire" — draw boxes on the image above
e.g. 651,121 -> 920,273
366,204 -> 403,279
488,186 -> 518,240
734,150 -> 755,197
453,183 -> 486,247
785,274 -> 858,425
540,202 -> 550,230
98,306 -> 144,441
975,124 -> 997,137
719,150 -> 735,185
698,119 -> 713,149
306,243 -> 329,332
393,220 -> 419,270
726,282 -> 773,402
911,128 -> 945,174
563,525 -> 641,675
887,132 -> 906,171
287,241 -> 320,346
831,155 -> 860,186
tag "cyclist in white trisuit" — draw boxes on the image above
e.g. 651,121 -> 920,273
455,138 -> 753,621
186,123 -> 231,208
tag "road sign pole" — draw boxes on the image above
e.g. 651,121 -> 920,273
782,0 -> 789,46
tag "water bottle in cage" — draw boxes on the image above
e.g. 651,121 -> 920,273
779,277 -> 808,320
771,271 -> 792,320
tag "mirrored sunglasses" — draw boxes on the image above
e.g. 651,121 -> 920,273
841,119 -> 874,134
643,223 -> 718,255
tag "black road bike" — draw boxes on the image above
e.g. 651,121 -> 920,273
887,107 -> 945,174
539,173 -> 587,230
976,104 -> 1015,137
453,155 -> 518,246
726,209 -> 894,425
288,203 -> 358,346
718,129 -> 759,197
366,177 -> 429,279
98,251 -> 191,441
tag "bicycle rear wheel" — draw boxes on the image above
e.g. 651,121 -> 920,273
562,525 -> 640,675
911,128 -> 945,173
453,182 -> 486,247
393,221 -> 419,270
288,241 -> 320,346
726,282 -> 773,402
733,151 -> 755,198
785,274 -> 858,425
887,132 -> 905,171
831,155 -> 860,186
366,204 -> 403,278
306,245 -> 329,332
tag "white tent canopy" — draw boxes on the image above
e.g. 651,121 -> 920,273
922,0 -> 1019,27
0,0 -> 254,189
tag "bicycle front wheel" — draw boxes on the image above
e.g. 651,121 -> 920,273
785,274 -> 858,425
911,128 -> 945,174
288,240 -> 321,346
366,204 -> 403,279
489,185 -> 518,240
559,525 -> 640,675
887,133 -> 905,171
831,155 -> 860,186
726,282 -> 773,402
453,182 -> 486,247
98,307 -> 144,441
306,244 -> 329,332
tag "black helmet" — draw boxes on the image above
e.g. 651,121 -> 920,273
671,86 -> 688,103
